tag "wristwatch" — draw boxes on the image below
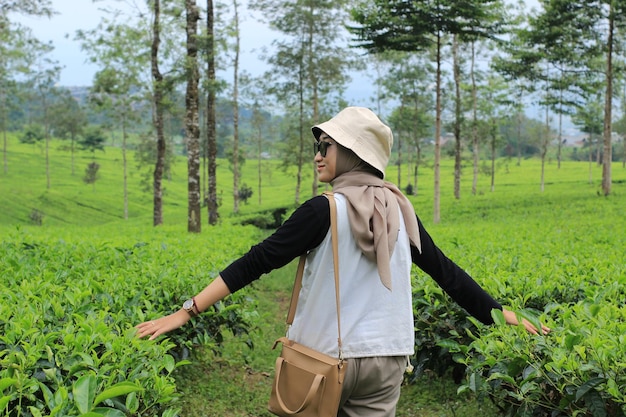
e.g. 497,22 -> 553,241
183,298 -> 198,317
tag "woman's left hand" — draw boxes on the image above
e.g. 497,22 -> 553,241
502,308 -> 551,335
136,309 -> 191,340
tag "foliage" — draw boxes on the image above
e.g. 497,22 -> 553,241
0,224 -> 262,416
83,161 -> 100,186
238,207 -> 290,230
2,125 -> 626,415
28,208 -> 44,226
408,180 -> 626,416
460,305 -> 626,417
79,126 -> 106,156
19,124 -> 44,145
237,183 -> 253,204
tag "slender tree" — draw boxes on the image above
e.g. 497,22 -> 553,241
240,72 -> 271,206
376,51 -> 434,194
252,0 -> 355,203
205,0 -> 219,225
49,90 -> 87,176
0,25 -> 30,174
230,0 -> 241,214
452,34 -> 463,200
573,93 -> 604,184
600,0 -> 625,196
491,3 -> 538,170
350,0 -> 506,223
29,42 -> 61,190
470,40 -> 482,193
79,20 -> 148,220
151,0 -> 167,226
185,0 -> 202,233
478,74 -> 510,192
0,1 -> 54,175
522,0 -> 625,194
251,99 -> 267,205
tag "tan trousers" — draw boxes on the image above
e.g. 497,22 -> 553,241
337,356 -> 406,417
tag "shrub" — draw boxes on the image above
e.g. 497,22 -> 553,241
29,209 -> 44,225
0,233 -> 257,417
238,183 -> 253,204
84,162 -> 100,186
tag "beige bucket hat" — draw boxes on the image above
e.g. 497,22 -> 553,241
312,107 -> 393,178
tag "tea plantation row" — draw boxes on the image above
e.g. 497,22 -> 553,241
0,225 -> 264,416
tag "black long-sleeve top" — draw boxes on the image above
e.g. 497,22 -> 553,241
220,195 -> 502,325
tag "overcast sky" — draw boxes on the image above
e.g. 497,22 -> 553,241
13,0 -> 377,107
14,1 -> 548,117
14,1 -> 274,84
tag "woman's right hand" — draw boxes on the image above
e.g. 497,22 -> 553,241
135,309 -> 191,340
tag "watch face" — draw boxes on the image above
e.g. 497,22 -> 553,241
183,299 -> 193,310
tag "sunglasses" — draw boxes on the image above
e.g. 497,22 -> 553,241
314,141 -> 333,157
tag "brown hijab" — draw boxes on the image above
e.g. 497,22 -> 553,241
331,145 -> 421,290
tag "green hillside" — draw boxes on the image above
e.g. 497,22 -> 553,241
0,133 -> 303,228
3,132 -> 623,230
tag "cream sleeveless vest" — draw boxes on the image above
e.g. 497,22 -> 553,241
288,193 -> 414,358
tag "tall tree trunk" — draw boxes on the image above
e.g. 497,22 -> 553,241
308,1 -> 319,198
232,0 -> 240,214
557,87 -> 563,169
185,0 -> 201,233
602,4 -> 614,196
2,87 -> 7,174
413,96 -> 420,195
433,33 -> 442,224
453,34 -> 461,200
122,111 -> 128,220
541,105 -> 548,193
517,110 -> 522,166
42,91 -> 50,189
588,133 -> 593,185
206,0 -> 218,225
151,0 -> 165,226
295,49 -> 304,205
471,41 -> 479,195
490,119 -> 496,192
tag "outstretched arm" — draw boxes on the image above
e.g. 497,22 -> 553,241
135,196 -> 331,341
135,276 -> 231,340
411,215 -> 550,335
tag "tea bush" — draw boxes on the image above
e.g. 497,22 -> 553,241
2,132 -> 625,416
0,225 -> 263,416
408,177 -> 626,416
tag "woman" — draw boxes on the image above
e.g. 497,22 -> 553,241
137,106 -> 549,416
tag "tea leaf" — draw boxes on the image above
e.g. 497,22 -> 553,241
575,377 -> 605,402
89,407 -> 127,417
93,382 -> 144,406
0,378 -> 17,392
491,309 -> 506,326
73,374 -> 97,414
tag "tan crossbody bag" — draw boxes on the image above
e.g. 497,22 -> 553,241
268,192 -> 346,417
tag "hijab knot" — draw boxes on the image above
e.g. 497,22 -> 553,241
331,171 -> 421,290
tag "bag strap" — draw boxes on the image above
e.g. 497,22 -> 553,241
285,191 -> 343,359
